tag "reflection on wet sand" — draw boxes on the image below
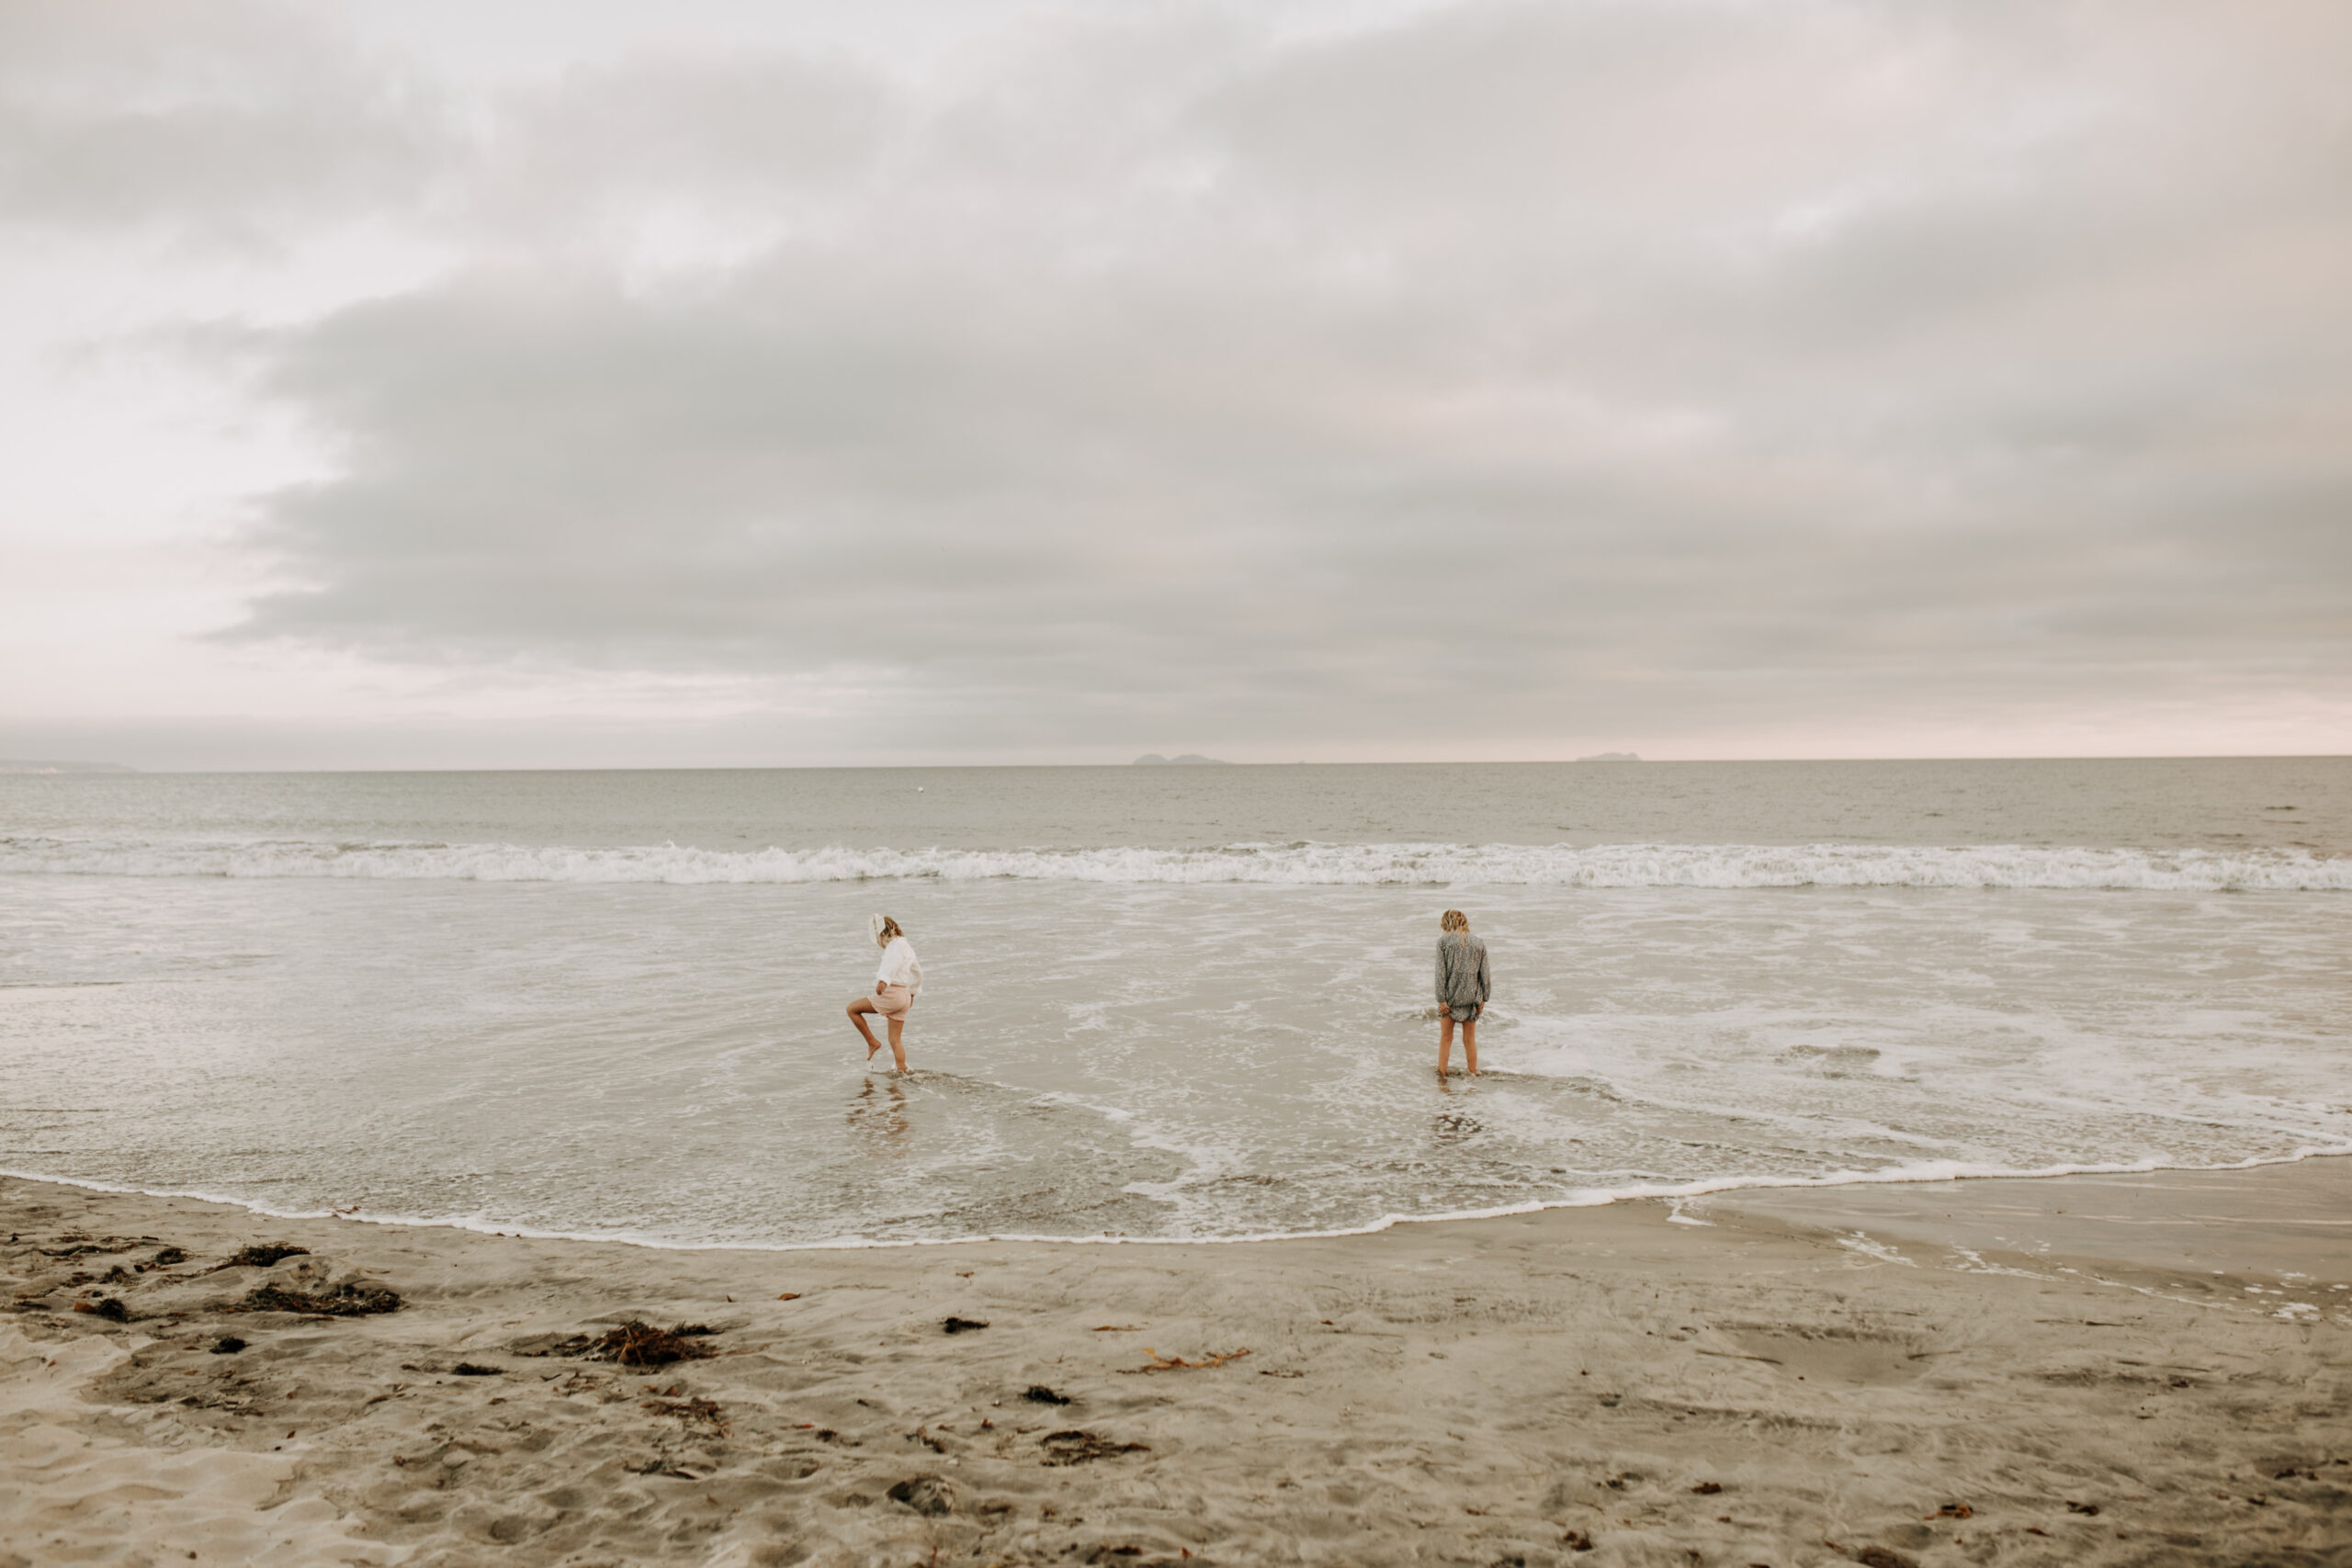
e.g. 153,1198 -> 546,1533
1432,1080 -> 1482,1144
848,1077 -> 910,1156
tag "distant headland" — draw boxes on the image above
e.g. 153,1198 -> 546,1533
1133,753 -> 1229,765
0,760 -> 138,774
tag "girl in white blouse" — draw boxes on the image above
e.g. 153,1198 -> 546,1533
848,915 -> 922,1071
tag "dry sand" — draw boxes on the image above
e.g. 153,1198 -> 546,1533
3,1160 -> 2346,1568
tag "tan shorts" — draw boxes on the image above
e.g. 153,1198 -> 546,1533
871,983 -> 913,1019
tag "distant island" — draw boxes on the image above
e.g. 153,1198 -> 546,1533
0,759 -> 137,774
1577,751 -> 1641,762
1133,753 -> 1230,765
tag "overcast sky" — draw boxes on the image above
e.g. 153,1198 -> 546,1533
2,0 -> 2346,769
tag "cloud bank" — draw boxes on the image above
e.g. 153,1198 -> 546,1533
4,0 -> 2347,763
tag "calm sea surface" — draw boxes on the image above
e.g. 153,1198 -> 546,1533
2,759 -> 2346,1247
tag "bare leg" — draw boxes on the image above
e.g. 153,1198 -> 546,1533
847,997 -> 883,1060
1438,1014 -> 1456,1078
886,1015 -> 908,1073
1463,1013 -> 1478,1076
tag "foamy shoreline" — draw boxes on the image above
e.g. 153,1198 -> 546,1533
4,1162 -> 2346,1565
8,1147 -> 2350,1258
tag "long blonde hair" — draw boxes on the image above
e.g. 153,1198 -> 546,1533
1441,909 -> 1469,933
870,914 -> 904,946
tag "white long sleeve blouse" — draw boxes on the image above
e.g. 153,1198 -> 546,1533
875,936 -> 922,992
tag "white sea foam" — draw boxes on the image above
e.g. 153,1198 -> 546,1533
1,835 -> 2345,889
8,1148 -> 2347,1254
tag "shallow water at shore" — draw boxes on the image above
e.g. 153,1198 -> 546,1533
2,759 -> 2346,1246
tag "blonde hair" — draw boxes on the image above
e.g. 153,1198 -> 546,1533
1441,909 -> 1469,932
871,915 -> 904,946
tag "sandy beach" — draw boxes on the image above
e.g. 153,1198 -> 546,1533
4,1162 -> 2346,1568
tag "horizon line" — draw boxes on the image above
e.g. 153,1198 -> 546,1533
6,752 -> 2347,776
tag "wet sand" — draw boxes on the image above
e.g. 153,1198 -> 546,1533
1694,1160 -> 2352,1285
3,1160 -> 2346,1567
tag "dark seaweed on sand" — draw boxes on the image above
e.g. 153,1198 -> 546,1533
221,1244 -> 310,1270
943,1316 -> 989,1334
1039,1429 -> 1149,1465
31,1235 -> 142,1259
552,1320 -> 719,1367
1022,1383 -> 1072,1404
238,1280 -> 402,1316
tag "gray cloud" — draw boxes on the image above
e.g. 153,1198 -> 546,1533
14,0 -> 2350,758
0,0 -> 444,238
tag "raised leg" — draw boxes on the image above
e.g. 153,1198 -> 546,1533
848,997 -> 883,1060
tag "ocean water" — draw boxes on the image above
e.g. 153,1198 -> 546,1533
1,758 -> 2346,1249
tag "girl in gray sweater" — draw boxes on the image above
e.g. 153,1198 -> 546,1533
1435,908 -> 1490,1078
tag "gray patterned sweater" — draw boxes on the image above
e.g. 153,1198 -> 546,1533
1434,931 -> 1491,1009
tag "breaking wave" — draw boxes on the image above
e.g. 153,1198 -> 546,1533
1,836 -> 2345,889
